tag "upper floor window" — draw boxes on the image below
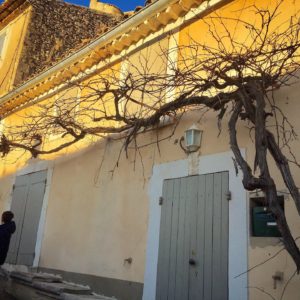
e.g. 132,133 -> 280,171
0,32 -> 6,60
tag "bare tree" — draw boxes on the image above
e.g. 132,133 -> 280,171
1,1 -> 300,271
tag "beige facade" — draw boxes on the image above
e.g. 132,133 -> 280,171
0,0 -> 300,299
36,83 -> 300,300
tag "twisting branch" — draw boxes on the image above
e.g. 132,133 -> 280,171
1,0 -> 300,270
267,131 -> 300,215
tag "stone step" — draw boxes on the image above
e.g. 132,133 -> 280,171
37,290 -> 62,299
61,294 -> 116,300
2,269 -> 117,300
10,271 -> 63,284
32,281 -> 92,296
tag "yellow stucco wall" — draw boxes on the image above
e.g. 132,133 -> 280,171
0,60 -> 120,177
38,37 -> 170,283
0,0 -> 300,298
178,1 -> 300,298
35,80 -> 300,294
0,7 -> 31,96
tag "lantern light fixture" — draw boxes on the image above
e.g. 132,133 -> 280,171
183,124 -> 203,153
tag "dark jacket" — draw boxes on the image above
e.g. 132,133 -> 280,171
0,221 -> 16,265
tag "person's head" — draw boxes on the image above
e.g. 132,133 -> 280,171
2,211 -> 14,224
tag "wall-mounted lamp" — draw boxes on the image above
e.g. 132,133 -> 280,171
180,124 -> 203,154
32,134 -> 42,148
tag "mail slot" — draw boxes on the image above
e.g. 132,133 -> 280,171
252,206 -> 281,237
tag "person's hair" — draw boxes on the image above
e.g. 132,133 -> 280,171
2,211 -> 14,224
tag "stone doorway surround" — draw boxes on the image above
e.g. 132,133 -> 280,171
143,150 -> 248,300
6,160 -> 53,268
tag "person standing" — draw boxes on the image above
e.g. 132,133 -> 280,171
0,211 -> 16,265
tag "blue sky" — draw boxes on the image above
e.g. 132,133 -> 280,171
0,0 -> 146,11
68,0 -> 145,11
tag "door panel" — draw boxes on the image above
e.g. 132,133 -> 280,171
167,178 -> 180,300
156,172 -> 229,300
7,175 -> 30,264
188,175 -> 202,300
220,172 -> 229,298
174,176 -> 188,300
7,170 -> 47,266
203,174 -> 214,300
157,179 -> 174,300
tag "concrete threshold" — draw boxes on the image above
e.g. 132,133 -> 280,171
0,268 -> 116,300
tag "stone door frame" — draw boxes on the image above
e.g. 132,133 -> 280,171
143,150 -> 248,300
7,160 -> 53,267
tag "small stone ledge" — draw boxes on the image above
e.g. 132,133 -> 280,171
10,271 -> 63,284
1,269 -> 117,300
33,281 -> 91,295
62,293 -> 117,300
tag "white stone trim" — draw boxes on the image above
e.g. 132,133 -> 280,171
33,166 -> 53,267
0,118 -> 5,136
8,160 -> 54,268
143,150 -> 248,300
165,29 -> 179,103
118,58 -> 130,115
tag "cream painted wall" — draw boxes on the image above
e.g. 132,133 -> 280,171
0,174 -> 14,213
0,77 -> 298,296
0,0 -> 300,298
38,79 -> 300,297
38,141 -> 150,283
38,37 -> 171,283
2,89 -> 299,295
247,82 -> 300,300
177,0 -> 300,296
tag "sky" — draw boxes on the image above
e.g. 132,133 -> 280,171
0,0 -> 146,11
69,0 -> 145,11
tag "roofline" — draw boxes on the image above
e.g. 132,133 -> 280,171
0,0 -> 26,22
7,0 -> 179,87
0,0 -> 230,115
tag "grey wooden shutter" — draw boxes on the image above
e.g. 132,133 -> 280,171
156,172 -> 229,300
7,170 -> 47,266
0,33 -> 6,57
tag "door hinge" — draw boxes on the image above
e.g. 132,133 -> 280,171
226,191 -> 232,201
159,197 -> 164,205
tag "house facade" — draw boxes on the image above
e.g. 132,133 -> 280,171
0,0 -> 300,300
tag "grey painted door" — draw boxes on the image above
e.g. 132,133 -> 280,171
156,172 -> 229,300
7,170 -> 47,266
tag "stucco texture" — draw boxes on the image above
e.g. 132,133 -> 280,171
0,0 -> 300,299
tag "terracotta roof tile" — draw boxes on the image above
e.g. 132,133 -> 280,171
3,0 -> 124,86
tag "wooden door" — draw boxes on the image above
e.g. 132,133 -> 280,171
156,172 -> 229,300
7,170 -> 47,266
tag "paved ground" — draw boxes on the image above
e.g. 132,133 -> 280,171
0,288 -> 15,299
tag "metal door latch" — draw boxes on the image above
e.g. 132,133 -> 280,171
272,271 -> 283,289
159,197 -> 163,205
226,191 -> 232,201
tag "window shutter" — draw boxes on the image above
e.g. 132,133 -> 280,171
0,33 -> 6,58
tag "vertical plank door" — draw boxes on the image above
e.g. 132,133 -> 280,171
156,172 -> 229,300
7,170 -> 47,266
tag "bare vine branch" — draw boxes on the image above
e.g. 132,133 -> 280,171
1,0 -> 300,269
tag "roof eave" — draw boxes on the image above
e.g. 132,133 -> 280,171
0,0 -> 230,116
0,0 -> 27,23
